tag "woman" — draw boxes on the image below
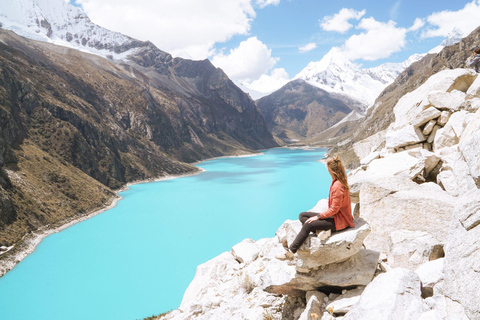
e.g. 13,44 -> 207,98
276,155 -> 354,260
466,49 -> 480,73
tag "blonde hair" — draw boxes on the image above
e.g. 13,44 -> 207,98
326,155 -> 349,191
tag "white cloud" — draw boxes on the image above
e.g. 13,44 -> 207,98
211,37 -> 278,81
255,0 -> 280,9
76,0 -> 270,60
408,18 -> 425,32
390,0 -> 401,20
299,42 -> 317,53
320,8 -> 366,34
241,68 -> 290,97
341,17 -> 407,61
421,0 -> 480,39
211,37 -> 289,98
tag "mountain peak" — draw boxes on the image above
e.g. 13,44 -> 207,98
293,49 -> 424,109
0,0 -> 154,59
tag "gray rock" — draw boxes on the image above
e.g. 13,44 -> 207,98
411,106 -> 441,128
295,218 -> 371,269
388,230 -> 444,270
443,190 -> 480,320
264,249 -> 379,296
343,268 -> 425,320
359,177 -> 455,253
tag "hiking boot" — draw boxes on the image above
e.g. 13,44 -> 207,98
275,249 -> 294,261
316,229 -> 331,241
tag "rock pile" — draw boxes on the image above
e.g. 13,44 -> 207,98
161,214 -> 377,320
345,68 -> 480,319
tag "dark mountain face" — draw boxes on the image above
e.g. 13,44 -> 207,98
256,79 -> 360,141
310,26 -> 480,168
0,29 -> 277,246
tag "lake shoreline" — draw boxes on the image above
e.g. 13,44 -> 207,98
0,146 -> 326,278
0,150 -> 272,278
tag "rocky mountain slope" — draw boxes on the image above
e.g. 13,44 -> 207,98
0,24 -> 277,265
155,67 -> 480,320
312,26 -> 480,168
256,80 -> 363,141
257,48 -> 424,143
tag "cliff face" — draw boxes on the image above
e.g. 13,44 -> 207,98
0,28 -> 277,247
256,80 -> 362,141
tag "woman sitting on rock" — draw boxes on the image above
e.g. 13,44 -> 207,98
276,155 -> 354,260
466,48 -> 480,72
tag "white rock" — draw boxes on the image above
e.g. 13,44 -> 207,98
276,219 -> 301,248
428,90 -> 466,111
422,119 -> 436,135
385,125 -> 425,149
443,189 -> 480,320
392,69 -> 477,126
426,124 -> 441,144
436,111 -> 451,126
420,295 -> 447,320
388,230 -> 444,270
359,177 -> 455,253
436,170 -> 461,196
231,239 -> 259,264
308,199 -> 328,214
411,106 -> 441,127
448,110 -> 474,139
295,218 -> 371,269
458,109 -> 480,181
415,258 -> 444,297
343,268 -> 425,320
298,291 -> 327,320
325,286 -> 365,316
435,146 -> 477,196
465,73 -> 480,99
352,130 -> 386,161
359,151 -> 380,166
433,124 -> 458,151
264,249 -> 379,295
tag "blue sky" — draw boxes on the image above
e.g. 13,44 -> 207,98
74,0 -> 480,97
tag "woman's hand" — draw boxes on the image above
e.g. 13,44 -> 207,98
306,215 -> 320,224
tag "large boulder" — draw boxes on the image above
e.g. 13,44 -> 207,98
428,90 -> 466,112
391,69 -> 477,127
264,249 -> 379,296
343,268 -> 425,320
443,189 -> 480,320
435,146 -> 477,197
458,108 -> 480,184
353,130 -> 386,160
349,149 -> 440,199
387,230 -> 444,270
295,219 -> 371,270
359,177 -> 455,253
385,125 -> 425,150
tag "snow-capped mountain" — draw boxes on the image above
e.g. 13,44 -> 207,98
293,47 -> 425,109
429,28 -> 464,54
0,0 -> 150,59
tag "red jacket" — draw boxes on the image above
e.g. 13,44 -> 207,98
320,179 -> 354,230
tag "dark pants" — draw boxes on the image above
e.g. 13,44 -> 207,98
289,212 -> 336,253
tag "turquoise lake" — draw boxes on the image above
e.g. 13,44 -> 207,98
0,147 -> 331,320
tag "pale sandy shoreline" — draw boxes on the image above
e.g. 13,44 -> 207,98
0,147 -> 324,278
